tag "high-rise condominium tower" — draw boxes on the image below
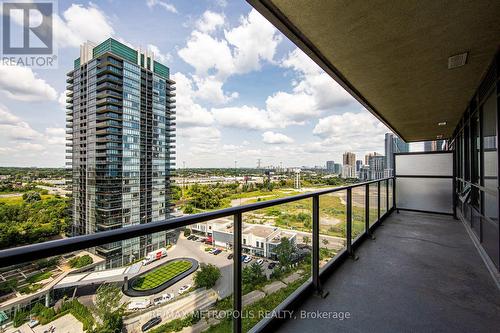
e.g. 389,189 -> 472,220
343,152 -> 356,166
66,38 -> 176,268
384,133 -> 409,172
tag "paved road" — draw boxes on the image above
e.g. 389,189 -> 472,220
168,234 -> 233,298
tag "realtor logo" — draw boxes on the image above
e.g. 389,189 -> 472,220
1,1 -> 57,68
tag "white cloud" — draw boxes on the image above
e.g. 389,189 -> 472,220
172,73 -> 214,127
0,106 -> 65,166
178,31 -> 234,79
0,64 -> 57,102
177,8 -> 282,104
146,0 -> 177,13
262,131 -> 294,144
147,44 -> 172,64
58,91 -> 68,109
54,3 -> 114,48
265,91 -> 316,125
312,111 -> 389,154
192,75 -> 238,104
45,128 -> 66,145
180,9 -> 281,78
259,48 -> 357,125
224,9 -> 282,74
196,11 -> 225,32
212,105 -> 274,130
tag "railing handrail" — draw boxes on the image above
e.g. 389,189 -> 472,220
0,177 -> 393,267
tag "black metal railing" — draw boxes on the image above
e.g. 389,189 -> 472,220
0,177 -> 395,332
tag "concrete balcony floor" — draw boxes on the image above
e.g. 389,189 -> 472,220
277,211 -> 500,332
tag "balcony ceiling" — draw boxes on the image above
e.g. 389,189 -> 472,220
248,0 -> 500,142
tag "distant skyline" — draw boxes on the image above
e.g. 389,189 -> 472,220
0,1 -> 419,168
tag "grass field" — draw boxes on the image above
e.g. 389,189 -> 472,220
244,190 -> 381,238
0,194 -> 54,205
132,260 -> 192,291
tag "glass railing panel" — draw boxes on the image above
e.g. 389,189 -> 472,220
388,179 -> 394,210
319,190 -> 347,271
380,180 -> 387,215
0,223 -> 232,333
351,185 -> 366,242
235,199 -> 312,333
369,183 -> 378,227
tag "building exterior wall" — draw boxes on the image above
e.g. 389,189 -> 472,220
452,52 -> 499,272
368,155 -> 386,180
326,160 -> 335,172
385,133 -> 409,175
66,39 -> 176,268
343,152 -> 356,166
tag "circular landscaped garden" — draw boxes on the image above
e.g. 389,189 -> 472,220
133,260 -> 192,290
123,257 -> 199,297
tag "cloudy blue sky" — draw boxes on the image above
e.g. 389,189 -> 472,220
0,0 -> 396,168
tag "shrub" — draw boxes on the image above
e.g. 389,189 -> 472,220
68,254 -> 93,268
0,278 -> 17,296
35,257 -> 59,270
19,283 -> 43,294
13,309 -> 28,327
183,204 -> 194,214
183,228 -> 191,237
194,264 -> 221,289
26,271 -> 52,283
60,299 -> 94,330
22,191 -> 41,203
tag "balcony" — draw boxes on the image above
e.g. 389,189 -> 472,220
3,2 -> 500,332
275,210 -> 500,333
4,173 -> 496,332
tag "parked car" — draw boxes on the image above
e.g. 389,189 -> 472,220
241,255 -> 246,262
212,249 -> 222,255
187,235 -> 195,240
243,256 -> 252,264
191,236 -> 199,241
178,284 -> 191,294
128,299 -> 151,311
155,293 -> 174,305
141,316 -> 162,332
256,259 -> 264,265
227,253 -> 234,260
268,262 -> 277,269
28,319 -> 39,328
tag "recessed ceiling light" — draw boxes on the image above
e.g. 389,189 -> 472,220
436,135 -> 444,139
438,121 -> 447,126
448,52 -> 468,69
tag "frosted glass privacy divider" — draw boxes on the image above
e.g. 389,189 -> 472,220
395,153 -> 453,176
396,178 -> 453,214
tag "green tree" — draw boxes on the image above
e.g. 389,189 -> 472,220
242,262 -> 266,287
194,264 -> 221,289
171,185 -> 182,201
22,191 -> 41,203
183,204 -> 195,214
94,284 -> 124,332
322,238 -> 329,246
275,237 -> 294,268
302,236 -> 310,246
